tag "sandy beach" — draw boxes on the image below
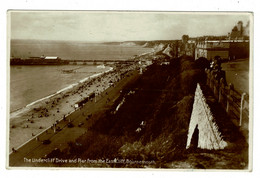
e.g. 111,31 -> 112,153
9,63 -> 139,151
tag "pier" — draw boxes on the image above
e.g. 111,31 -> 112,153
10,58 -> 137,65
62,59 -> 136,65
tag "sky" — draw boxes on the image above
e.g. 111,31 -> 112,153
9,11 -> 251,42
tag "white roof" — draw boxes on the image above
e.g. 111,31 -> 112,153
204,40 -> 249,43
45,56 -> 59,60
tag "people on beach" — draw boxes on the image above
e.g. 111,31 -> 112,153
10,63 -> 142,150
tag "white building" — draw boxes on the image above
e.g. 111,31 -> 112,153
195,40 -> 249,60
195,41 -> 230,60
44,56 -> 60,60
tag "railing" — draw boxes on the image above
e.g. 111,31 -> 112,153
205,69 -> 249,128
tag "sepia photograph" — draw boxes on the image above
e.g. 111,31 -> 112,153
7,10 -> 252,170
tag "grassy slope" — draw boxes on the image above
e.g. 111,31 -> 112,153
52,55 -> 206,167
53,55 -> 247,169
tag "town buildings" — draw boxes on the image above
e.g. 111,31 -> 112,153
193,21 -> 250,61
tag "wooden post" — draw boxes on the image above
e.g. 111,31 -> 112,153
226,83 -> 234,114
53,123 -> 56,133
218,78 -> 225,104
205,69 -> 210,86
210,71 -> 215,89
213,74 -> 219,99
240,93 -> 247,127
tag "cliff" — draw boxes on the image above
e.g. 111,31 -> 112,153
52,55 -> 209,167
162,44 -> 175,58
45,54 -> 247,169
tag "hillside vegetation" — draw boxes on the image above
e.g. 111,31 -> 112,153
54,55 -> 208,168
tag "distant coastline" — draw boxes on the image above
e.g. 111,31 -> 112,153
10,39 -> 153,60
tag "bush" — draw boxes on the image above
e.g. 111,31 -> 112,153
57,55 -> 206,167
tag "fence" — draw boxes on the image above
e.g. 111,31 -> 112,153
205,68 -> 249,128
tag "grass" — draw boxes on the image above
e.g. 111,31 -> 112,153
48,55 -> 247,169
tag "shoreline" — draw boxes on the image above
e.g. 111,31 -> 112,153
10,66 -> 113,116
9,62 -> 144,167
9,65 -> 119,150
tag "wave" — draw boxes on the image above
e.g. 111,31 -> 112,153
10,66 -> 114,118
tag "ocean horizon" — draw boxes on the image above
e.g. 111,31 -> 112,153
10,39 -> 152,60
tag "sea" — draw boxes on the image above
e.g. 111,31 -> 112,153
10,40 -> 153,112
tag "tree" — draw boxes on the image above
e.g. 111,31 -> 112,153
232,26 -> 238,32
182,35 -> 189,43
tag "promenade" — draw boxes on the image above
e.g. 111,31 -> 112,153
9,69 -> 141,167
221,58 -> 249,94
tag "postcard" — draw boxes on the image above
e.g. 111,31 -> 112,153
7,11 -> 252,170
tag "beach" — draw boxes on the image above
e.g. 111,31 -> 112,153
9,63 -> 139,151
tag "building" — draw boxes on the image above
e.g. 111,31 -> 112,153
195,40 -> 230,60
194,20 -> 250,61
44,56 -> 60,60
182,35 -> 189,44
229,41 -> 249,60
178,35 -> 196,58
195,40 -> 249,61
230,21 -> 244,39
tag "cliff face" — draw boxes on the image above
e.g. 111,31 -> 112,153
105,40 -> 185,60
162,44 -> 174,58
119,42 -> 137,46
146,40 -> 194,59
57,55 -> 206,167
153,43 -> 167,54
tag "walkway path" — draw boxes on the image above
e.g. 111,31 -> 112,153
221,58 -> 249,94
9,70 -> 141,167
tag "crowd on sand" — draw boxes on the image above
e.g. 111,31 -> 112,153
9,62 -> 142,151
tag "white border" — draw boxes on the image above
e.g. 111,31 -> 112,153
1,0 -> 259,178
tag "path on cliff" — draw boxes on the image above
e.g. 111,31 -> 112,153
221,58 -> 249,94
